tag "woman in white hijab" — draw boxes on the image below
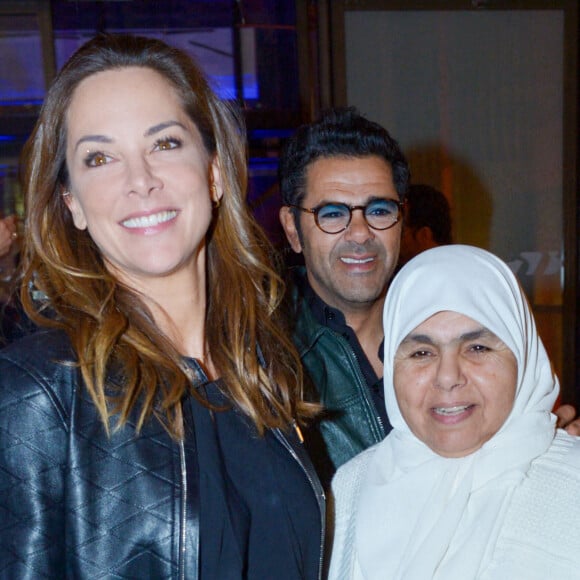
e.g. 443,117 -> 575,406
329,244 -> 580,579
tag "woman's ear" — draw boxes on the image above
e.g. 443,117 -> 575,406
209,157 -> 224,205
62,189 -> 88,230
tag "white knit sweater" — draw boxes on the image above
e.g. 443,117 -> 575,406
329,430 -> 580,580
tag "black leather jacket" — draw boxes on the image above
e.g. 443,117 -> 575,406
0,329 -> 325,579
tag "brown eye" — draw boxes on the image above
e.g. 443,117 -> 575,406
469,344 -> 491,354
154,137 -> 181,151
85,151 -> 110,167
411,350 -> 432,358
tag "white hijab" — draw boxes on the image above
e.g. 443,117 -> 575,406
356,245 -> 558,579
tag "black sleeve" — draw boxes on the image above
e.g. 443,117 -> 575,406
0,354 -> 68,579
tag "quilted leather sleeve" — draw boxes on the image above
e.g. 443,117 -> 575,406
0,352 -> 70,578
0,332 -> 184,579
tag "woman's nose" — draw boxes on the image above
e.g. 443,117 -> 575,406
434,352 -> 466,391
125,157 -> 163,197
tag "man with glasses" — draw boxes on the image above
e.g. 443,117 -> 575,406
278,107 -> 409,483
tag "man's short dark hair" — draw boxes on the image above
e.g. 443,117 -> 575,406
406,184 -> 453,245
278,107 -> 410,208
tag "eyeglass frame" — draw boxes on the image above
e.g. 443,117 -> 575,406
286,198 -> 405,234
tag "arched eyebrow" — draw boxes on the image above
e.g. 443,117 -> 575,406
74,134 -> 112,152
144,120 -> 187,137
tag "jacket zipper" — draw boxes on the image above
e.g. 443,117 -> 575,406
179,440 -> 187,580
274,427 -> 326,580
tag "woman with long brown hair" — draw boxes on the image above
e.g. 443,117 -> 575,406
0,34 -> 323,578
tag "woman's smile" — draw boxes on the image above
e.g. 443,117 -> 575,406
120,209 -> 179,231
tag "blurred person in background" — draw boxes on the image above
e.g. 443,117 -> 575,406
398,183 -> 452,266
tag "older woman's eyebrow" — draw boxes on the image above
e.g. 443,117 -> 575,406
459,328 -> 494,342
400,326 -> 493,346
399,334 -> 436,346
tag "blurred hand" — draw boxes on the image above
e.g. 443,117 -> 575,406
0,215 -> 18,258
554,404 -> 580,436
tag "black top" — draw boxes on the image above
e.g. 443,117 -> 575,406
187,363 -> 320,579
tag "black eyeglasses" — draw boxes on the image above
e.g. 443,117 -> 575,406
288,198 -> 404,234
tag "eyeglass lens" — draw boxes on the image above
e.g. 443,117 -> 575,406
316,199 -> 400,233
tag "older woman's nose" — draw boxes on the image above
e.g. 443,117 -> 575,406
434,351 -> 466,391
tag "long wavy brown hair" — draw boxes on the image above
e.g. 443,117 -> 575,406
19,33 -> 315,438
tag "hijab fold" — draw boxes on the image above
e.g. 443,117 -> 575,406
357,245 -> 558,579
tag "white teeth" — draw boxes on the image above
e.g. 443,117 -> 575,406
433,405 -> 470,416
341,257 -> 373,264
122,210 -> 177,229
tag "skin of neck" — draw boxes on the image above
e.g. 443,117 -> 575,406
147,281 -> 208,359
107,255 -> 209,361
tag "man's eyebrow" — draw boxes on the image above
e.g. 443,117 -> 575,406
315,195 -> 396,207
144,120 -> 187,137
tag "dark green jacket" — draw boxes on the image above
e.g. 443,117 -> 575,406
291,275 -> 386,481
